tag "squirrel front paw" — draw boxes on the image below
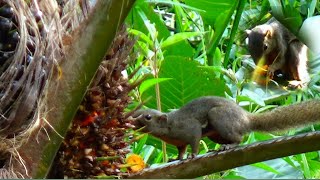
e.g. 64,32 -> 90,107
287,80 -> 305,89
187,153 -> 197,159
267,66 -> 276,79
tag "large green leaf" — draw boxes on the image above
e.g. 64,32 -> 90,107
142,56 -> 226,111
163,41 -> 195,58
184,0 -> 235,26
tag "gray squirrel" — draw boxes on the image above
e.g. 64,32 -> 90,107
132,96 -> 320,160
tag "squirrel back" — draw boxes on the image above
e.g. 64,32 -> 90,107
169,96 -> 243,128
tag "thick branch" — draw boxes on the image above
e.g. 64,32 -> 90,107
11,0 -> 136,178
129,131 -> 320,179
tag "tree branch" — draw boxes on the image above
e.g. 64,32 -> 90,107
129,131 -> 320,179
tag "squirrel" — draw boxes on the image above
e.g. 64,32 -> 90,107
245,18 -> 309,88
131,96 -> 320,160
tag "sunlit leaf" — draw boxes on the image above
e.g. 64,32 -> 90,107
251,162 -> 281,174
161,32 -> 203,49
139,78 -> 172,95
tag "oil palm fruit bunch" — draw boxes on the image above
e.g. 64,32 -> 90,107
0,0 -> 70,145
0,2 -> 16,66
0,0 -> 56,137
51,27 -> 138,178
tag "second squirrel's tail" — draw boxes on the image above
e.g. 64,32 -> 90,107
248,100 -> 320,132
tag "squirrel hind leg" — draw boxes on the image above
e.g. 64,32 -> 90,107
188,136 -> 201,159
207,107 -> 246,144
177,145 -> 187,160
219,143 -> 238,151
286,41 -> 309,88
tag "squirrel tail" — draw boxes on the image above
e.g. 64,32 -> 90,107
248,100 -> 320,132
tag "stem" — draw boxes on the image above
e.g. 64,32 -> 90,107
153,45 -> 167,163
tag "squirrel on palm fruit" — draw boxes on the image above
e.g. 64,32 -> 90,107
131,96 -> 320,160
245,18 -> 309,88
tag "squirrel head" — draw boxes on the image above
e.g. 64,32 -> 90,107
245,24 -> 274,65
131,109 -> 169,136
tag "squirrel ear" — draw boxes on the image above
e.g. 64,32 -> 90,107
264,29 -> 272,37
245,29 -> 251,36
159,114 -> 168,122
158,114 -> 168,127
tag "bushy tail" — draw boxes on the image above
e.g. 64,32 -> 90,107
248,100 -> 320,132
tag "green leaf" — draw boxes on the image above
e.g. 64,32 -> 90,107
142,146 -> 156,162
133,134 -> 149,154
237,89 -> 266,106
268,0 -> 302,34
223,0 -> 245,67
308,160 -> 320,178
184,0 -> 238,65
282,156 -> 299,169
308,0 -> 317,17
142,56 -> 226,111
127,0 -> 170,41
243,132 -> 275,145
184,0 -> 236,26
161,32 -> 203,49
251,162 -> 281,174
135,41 -> 154,59
146,135 -> 178,158
128,29 -> 153,48
237,158 -> 303,179
146,0 -> 205,12
300,153 -> 312,178
163,40 -> 195,58
139,78 -> 172,95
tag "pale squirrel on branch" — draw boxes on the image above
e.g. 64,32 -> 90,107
132,96 -> 320,160
245,18 -> 309,88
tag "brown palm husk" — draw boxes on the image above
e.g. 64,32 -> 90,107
0,0 -> 90,178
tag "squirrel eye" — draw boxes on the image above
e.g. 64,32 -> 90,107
263,44 -> 268,50
145,114 -> 152,120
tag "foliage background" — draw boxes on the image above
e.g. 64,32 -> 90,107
125,0 -> 320,178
